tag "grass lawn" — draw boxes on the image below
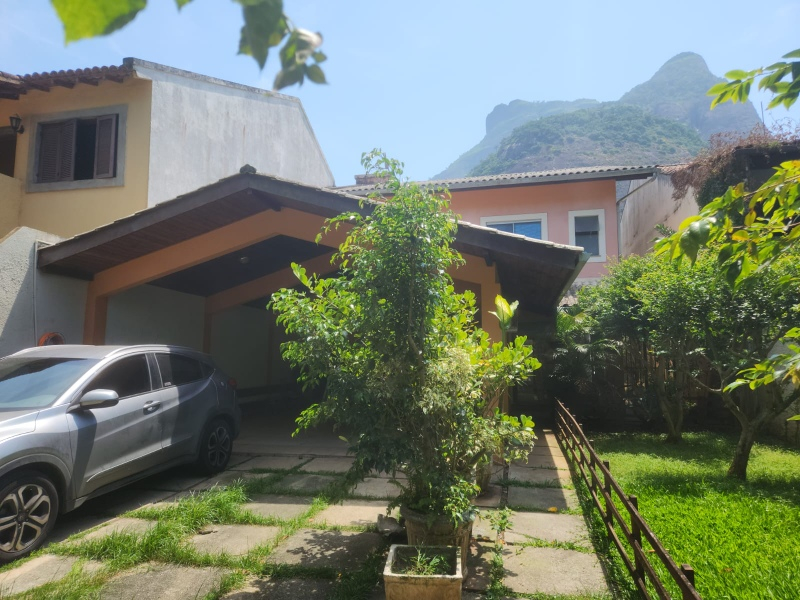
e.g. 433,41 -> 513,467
588,432 -> 800,600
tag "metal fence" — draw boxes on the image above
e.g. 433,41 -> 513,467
555,400 -> 702,600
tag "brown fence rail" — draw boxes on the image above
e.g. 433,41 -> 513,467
555,400 -> 702,600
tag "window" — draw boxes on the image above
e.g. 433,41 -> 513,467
36,115 -> 117,183
156,353 -> 205,387
481,213 -> 548,240
568,209 -> 606,262
86,355 -> 151,399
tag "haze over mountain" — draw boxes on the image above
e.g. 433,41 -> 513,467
434,52 -> 762,179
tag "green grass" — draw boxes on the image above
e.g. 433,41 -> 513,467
587,432 -> 800,600
10,467 -> 390,599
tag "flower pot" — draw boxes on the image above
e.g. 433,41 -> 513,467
383,544 -> 462,600
400,505 -> 473,577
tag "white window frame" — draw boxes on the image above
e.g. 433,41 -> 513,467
480,212 -> 548,241
568,209 -> 606,262
26,104 -> 127,193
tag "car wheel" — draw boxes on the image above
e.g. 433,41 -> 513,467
197,418 -> 233,474
0,471 -> 59,563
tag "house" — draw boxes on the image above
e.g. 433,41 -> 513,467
0,58 -> 333,240
341,165 -> 660,285
616,165 -> 698,257
0,60 -> 587,415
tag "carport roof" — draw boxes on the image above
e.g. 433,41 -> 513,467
37,169 -> 587,314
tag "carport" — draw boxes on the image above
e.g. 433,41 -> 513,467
36,169 -> 586,416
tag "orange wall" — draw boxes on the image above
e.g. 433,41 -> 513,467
448,179 -> 618,279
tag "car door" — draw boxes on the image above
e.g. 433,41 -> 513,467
154,352 -> 217,461
67,353 -> 164,497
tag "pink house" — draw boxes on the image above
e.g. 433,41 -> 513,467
343,166 -> 657,285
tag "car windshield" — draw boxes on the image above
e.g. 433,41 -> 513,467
0,357 -> 99,410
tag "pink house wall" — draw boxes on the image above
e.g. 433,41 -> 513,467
448,179 -> 618,280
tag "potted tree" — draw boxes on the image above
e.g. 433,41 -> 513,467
271,151 -> 538,575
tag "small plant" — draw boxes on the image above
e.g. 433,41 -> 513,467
393,547 -> 454,576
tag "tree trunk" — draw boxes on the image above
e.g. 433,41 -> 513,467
655,359 -> 683,443
727,421 -> 757,480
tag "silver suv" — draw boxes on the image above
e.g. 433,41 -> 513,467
0,345 -> 241,562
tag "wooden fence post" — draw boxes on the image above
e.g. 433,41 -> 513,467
602,460 -> 612,531
629,495 -> 644,584
681,564 -> 696,599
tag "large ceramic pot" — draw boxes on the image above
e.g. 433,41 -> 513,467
400,505 -> 473,577
383,544 -> 462,600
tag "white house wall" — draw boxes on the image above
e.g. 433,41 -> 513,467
209,306 -> 270,391
618,173 -> 698,256
137,63 -> 335,206
0,227 -> 87,356
105,285 -> 205,349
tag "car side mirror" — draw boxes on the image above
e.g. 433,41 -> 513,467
76,389 -> 120,410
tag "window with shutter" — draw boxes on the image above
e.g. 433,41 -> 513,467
35,113 -> 118,184
37,121 -> 76,183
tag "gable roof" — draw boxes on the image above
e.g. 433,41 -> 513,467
339,165 -> 659,195
37,171 -> 586,315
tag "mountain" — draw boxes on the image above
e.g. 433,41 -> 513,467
470,104 -> 705,175
434,52 -> 762,179
619,52 -> 761,139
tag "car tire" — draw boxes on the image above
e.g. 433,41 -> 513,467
0,471 -> 59,563
196,418 -> 233,475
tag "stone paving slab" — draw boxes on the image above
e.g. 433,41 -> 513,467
189,524 -> 281,556
269,528 -> 382,570
100,564 -> 226,599
242,494 -> 312,520
277,473 -> 339,494
352,477 -> 402,499
190,470 -> 258,491
474,484 -> 502,508
472,512 -> 498,542
228,452 -> 255,467
223,577 -> 334,599
513,453 -> 570,470
507,486 -> 579,512
231,455 -> 308,471
465,541 -> 494,592
300,456 -> 354,473
0,555 -> 80,596
506,465 -> 572,485
133,469 -> 208,492
80,487 -> 177,517
310,499 -> 393,527
82,517 -> 155,541
503,546 -> 608,596
505,511 -> 591,546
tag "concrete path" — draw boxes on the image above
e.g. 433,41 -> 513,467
0,425 -> 611,599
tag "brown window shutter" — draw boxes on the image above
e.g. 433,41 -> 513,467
58,119 -> 76,182
93,115 -> 117,179
37,123 -> 61,183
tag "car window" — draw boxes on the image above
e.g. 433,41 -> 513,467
0,357 -> 99,409
85,355 -> 151,399
156,353 -> 205,387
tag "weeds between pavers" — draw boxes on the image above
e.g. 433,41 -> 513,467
7,465 -> 390,599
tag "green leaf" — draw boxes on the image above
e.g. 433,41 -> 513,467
236,0 -> 286,70
52,0 -> 147,42
678,229 -> 700,264
305,63 -> 327,84
724,69 -> 750,80
273,64 -> 305,90
788,415 -> 800,421
174,0 -> 193,8
312,51 -> 328,63
783,49 -> 800,60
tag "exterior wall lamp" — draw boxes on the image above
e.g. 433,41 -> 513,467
9,114 -> 24,135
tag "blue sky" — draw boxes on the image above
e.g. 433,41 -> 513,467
2,0 -> 798,184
